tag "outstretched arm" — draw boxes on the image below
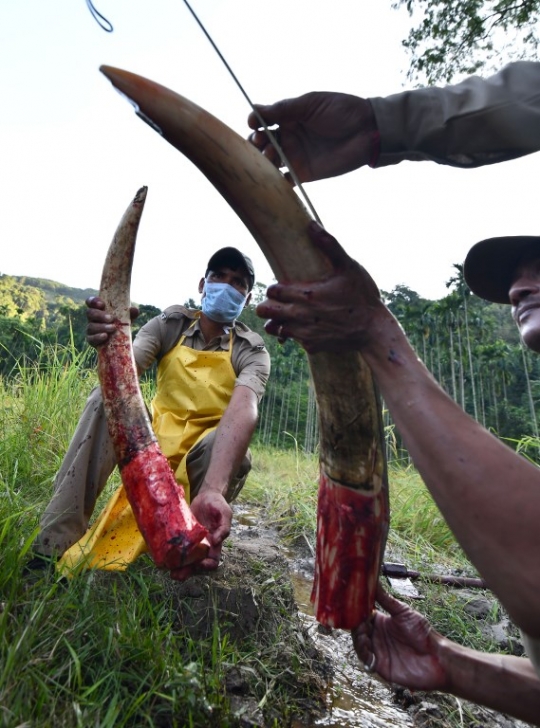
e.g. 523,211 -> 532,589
372,61 -> 540,168
248,62 -> 540,177
353,586 -> 540,725
256,222 -> 540,638
174,385 -> 258,578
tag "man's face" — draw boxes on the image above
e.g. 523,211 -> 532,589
509,252 -> 540,353
198,265 -> 252,301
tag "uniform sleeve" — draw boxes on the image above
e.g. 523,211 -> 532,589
369,61 -> 540,168
133,306 -> 192,373
132,316 -> 163,373
232,330 -> 271,402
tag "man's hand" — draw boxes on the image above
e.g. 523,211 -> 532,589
247,92 -> 379,184
256,222 -> 388,353
170,489 -> 232,581
85,296 -> 139,348
352,584 -> 448,691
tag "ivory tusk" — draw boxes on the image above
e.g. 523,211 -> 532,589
100,67 -> 389,629
97,186 -> 210,572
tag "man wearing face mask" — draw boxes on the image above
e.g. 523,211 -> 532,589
27,247 -> 270,579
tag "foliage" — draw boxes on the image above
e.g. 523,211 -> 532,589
2,270 -> 540,462
0,344 -> 98,506
240,302 -> 319,452
383,273 -> 540,457
9,274 -> 98,303
0,275 -> 47,320
394,0 -> 540,83
245,446 -> 319,549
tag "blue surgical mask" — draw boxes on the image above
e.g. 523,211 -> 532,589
202,281 -> 247,323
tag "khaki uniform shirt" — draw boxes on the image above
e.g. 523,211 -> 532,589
133,305 -> 270,402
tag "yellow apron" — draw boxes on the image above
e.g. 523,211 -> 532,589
58,322 -> 235,574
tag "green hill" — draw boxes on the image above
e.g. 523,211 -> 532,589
9,276 -> 99,305
0,273 -> 98,321
0,274 -> 160,376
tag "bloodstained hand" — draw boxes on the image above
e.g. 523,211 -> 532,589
256,222 -> 387,354
247,92 -> 379,184
352,583 -> 448,691
86,296 -> 139,347
169,489 -> 232,581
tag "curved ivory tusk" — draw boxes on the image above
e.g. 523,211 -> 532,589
100,67 -> 388,628
98,186 -> 209,572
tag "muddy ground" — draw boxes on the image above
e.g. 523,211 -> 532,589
162,506 -> 535,728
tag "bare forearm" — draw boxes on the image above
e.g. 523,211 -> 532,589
441,640 -> 540,724
201,386 -> 258,495
257,223 -> 540,633
363,310 -> 540,635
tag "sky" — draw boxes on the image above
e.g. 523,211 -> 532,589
1,0 -> 539,309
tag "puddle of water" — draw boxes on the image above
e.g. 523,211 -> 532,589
294,610 -> 414,728
235,510 -> 259,528
290,572 -> 315,617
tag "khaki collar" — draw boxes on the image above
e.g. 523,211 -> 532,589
184,316 -> 233,349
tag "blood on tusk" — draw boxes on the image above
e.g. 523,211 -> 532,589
97,186 -> 209,571
100,68 -> 389,629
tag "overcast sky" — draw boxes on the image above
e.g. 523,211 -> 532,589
1,0 -> 539,308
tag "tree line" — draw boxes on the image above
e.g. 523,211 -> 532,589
242,272 -> 540,462
1,271 -> 539,463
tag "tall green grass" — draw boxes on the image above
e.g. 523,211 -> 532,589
246,448 -> 467,567
0,352 -> 323,727
1,345 -> 96,501
0,352 -> 522,727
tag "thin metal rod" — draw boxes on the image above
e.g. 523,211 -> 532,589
181,0 -> 322,226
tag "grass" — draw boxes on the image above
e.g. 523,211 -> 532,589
246,447 -> 468,566
244,446 -> 319,549
0,351 -> 326,727
246,446 -> 510,664
0,352 -> 525,727
0,568 -> 234,726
